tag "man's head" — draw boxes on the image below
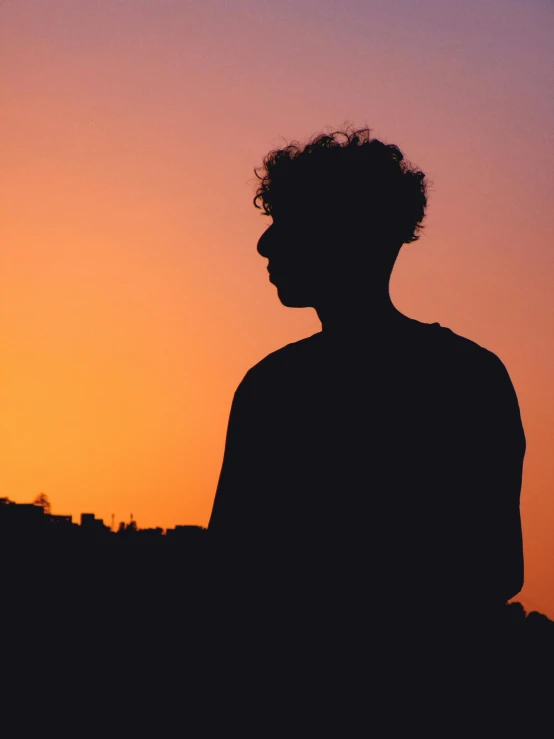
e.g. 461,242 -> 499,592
254,127 -> 428,308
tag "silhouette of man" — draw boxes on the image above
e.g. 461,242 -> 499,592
209,127 -> 525,625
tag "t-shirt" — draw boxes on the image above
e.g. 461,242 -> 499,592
209,319 -> 526,607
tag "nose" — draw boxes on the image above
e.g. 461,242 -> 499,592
257,224 -> 275,258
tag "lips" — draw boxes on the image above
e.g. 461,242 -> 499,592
268,263 -> 290,285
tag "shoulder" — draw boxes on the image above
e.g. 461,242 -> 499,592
432,324 -> 521,412
237,333 -> 322,390
430,323 -> 507,375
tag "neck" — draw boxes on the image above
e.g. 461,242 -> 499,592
315,285 -> 410,335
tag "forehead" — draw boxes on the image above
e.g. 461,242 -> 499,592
268,176 -> 351,219
268,190 -> 303,215
269,202 -> 344,239
269,190 -> 328,226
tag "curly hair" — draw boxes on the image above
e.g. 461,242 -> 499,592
254,127 -> 428,245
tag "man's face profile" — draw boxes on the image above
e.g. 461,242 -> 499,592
257,206 -> 385,309
257,207 -> 331,308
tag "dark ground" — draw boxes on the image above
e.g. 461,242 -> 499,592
2,532 -> 553,734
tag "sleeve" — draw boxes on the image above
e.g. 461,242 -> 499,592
208,370 -> 259,541
468,353 -> 526,603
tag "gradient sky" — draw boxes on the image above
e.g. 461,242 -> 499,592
2,0 -> 553,617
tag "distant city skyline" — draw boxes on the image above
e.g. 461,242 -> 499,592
0,494 -> 206,536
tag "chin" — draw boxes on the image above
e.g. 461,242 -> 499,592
276,285 -> 312,308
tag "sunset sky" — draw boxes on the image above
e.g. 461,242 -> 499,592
2,0 -> 553,617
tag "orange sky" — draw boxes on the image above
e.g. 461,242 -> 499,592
2,0 -> 553,617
